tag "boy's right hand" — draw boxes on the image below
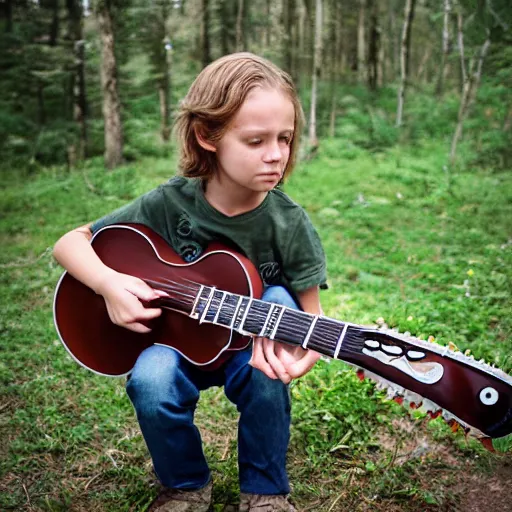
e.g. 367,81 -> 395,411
95,270 -> 168,333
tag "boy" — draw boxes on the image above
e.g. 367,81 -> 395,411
53,53 -> 327,511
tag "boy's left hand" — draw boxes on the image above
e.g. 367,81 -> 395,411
250,286 -> 323,383
250,337 -> 321,384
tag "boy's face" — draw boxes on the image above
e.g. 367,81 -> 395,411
212,87 -> 295,194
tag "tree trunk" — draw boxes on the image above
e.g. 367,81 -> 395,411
97,0 -> 123,170
4,0 -> 13,33
219,0 -> 230,55
235,0 -> 244,51
388,0 -> 399,79
303,0 -> 315,85
49,0 -> 59,46
202,0 -> 211,67
297,1 -> 306,83
159,37 -> 172,142
435,0 -> 451,97
66,0 -> 87,163
456,9 -> 467,93
308,0 -> 322,149
73,39 -> 88,160
395,0 -> 416,127
450,36 -> 490,166
328,0 -> 341,137
265,0 -> 271,48
282,0 -> 294,76
367,0 -> 379,91
357,0 -> 366,84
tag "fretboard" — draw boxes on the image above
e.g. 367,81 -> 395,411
190,286 -> 365,359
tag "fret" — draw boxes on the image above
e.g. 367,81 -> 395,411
191,285 -> 205,319
259,304 -> 284,339
216,293 -> 242,327
242,300 -> 272,336
202,289 -> 224,323
212,291 -> 227,324
229,296 -> 244,328
301,316 -> 319,349
233,297 -> 252,332
196,286 -> 215,322
333,323 -> 349,359
270,305 -> 286,340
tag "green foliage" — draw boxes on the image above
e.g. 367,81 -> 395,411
1,136 -> 511,510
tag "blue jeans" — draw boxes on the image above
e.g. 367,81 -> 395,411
126,286 -> 299,495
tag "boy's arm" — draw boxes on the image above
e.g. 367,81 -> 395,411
53,224 -> 166,333
54,224 -> 114,293
250,286 -> 322,384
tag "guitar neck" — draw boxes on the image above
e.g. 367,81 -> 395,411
179,286 -> 365,360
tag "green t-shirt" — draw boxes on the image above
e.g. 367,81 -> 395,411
91,176 -> 327,293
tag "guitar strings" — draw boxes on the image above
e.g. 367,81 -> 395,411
141,276 -> 365,359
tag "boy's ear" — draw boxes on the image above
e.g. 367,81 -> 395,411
194,126 -> 217,153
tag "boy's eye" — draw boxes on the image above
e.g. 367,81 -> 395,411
248,139 -> 262,145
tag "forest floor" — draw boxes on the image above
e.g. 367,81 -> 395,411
1,141 -> 511,511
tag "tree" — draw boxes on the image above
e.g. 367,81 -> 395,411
450,24 -> 491,165
235,0 -> 245,51
367,0 -> 380,91
96,0 -> 123,169
201,0 -> 211,67
396,0 -> 416,127
66,0 -> 87,163
435,0 -> 452,96
282,0 -> 294,78
328,0 -> 341,137
357,0 -> 366,84
308,0 -> 322,149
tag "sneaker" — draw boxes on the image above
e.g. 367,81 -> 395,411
147,480 -> 213,512
238,493 -> 296,512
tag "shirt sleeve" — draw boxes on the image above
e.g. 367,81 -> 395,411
90,186 -> 168,237
283,209 -> 328,292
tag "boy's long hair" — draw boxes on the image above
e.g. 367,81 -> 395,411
174,52 -> 304,181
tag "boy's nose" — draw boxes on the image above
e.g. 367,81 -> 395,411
263,141 -> 283,162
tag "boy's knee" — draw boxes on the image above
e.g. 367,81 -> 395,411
247,368 -> 291,414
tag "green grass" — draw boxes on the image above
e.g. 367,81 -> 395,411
1,139 -> 511,511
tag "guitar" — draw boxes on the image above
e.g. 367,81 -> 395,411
53,223 -> 512,446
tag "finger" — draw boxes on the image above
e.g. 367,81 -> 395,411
139,307 -> 162,320
125,322 -> 152,334
288,350 -> 322,380
126,280 -> 162,302
262,338 -> 291,384
250,337 -> 279,380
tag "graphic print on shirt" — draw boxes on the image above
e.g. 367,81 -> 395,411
175,213 -> 204,263
259,261 -> 282,286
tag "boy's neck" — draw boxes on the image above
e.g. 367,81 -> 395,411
203,177 -> 268,217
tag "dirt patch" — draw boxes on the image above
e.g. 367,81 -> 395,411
456,458 -> 512,512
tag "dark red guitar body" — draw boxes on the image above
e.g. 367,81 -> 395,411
53,224 -> 263,376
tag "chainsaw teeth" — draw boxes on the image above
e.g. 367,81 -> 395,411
354,366 -> 491,443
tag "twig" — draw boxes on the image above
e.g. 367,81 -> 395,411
84,473 -> 102,491
327,492 -> 344,512
22,483 -> 33,510
0,400 -> 13,413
